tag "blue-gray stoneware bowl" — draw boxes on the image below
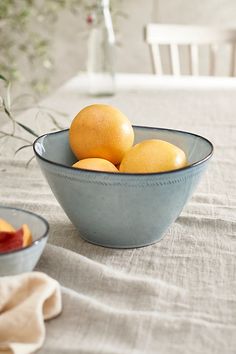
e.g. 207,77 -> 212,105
0,206 -> 49,275
33,126 -> 213,248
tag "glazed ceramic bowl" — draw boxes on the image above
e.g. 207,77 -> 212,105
33,126 -> 213,248
0,206 -> 49,275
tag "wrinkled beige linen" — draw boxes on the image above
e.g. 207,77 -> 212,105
0,78 -> 236,353
0,272 -> 62,354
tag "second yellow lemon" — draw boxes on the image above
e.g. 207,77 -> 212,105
69,104 -> 134,165
119,139 -> 187,173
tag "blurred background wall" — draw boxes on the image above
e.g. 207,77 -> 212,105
156,0 -> 236,26
1,0 -> 236,98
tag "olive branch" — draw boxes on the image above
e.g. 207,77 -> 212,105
0,74 -> 67,166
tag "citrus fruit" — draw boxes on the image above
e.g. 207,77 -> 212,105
119,139 -> 187,173
69,104 -> 134,165
72,158 -> 118,173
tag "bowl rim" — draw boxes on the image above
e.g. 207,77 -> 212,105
33,125 -> 214,177
0,205 -> 49,256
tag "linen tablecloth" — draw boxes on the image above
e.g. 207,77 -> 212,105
0,75 -> 236,353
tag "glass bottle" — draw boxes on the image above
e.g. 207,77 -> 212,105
86,0 -> 116,96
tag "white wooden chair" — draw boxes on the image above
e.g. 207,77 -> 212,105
144,24 -> 236,76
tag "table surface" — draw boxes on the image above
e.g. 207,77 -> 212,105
1,74 -> 236,354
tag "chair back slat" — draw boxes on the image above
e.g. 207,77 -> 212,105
146,24 -> 236,45
209,44 -> 218,76
170,44 -> 180,75
230,43 -> 236,76
150,44 -> 163,75
189,44 -> 199,75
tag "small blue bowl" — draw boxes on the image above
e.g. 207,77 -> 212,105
0,206 -> 49,275
33,126 -> 213,248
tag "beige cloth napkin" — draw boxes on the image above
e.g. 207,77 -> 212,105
0,272 -> 62,354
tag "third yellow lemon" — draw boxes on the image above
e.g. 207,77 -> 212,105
69,104 -> 134,165
119,139 -> 187,173
72,158 -> 118,173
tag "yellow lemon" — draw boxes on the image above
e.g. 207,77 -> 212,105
72,158 -> 118,173
119,139 -> 187,173
69,104 -> 134,165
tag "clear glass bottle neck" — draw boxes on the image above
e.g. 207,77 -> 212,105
100,0 -> 110,8
95,0 -> 115,44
